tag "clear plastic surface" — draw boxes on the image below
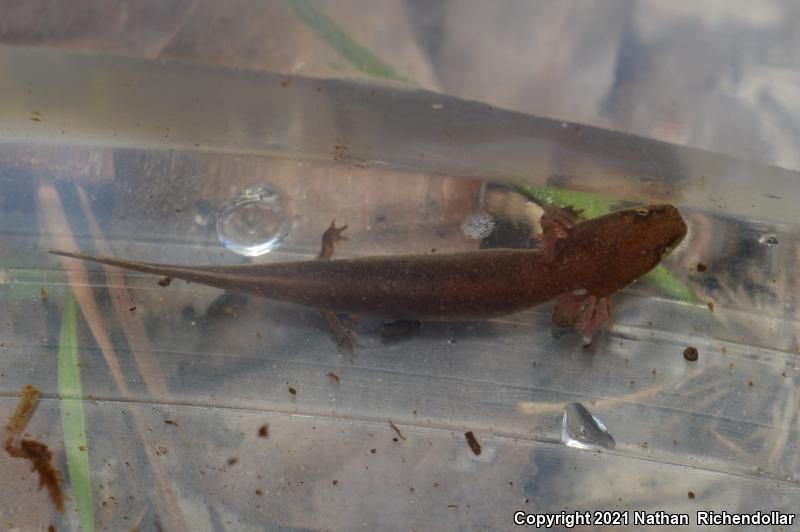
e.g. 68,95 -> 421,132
0,2 -> 799,531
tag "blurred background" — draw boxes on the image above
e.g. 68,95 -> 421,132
4,0 -> 800,169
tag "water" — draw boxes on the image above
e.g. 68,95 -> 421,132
215,184 -> 291,257
561,402 -> 616,451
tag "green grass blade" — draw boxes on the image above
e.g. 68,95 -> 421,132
645,264 -> 700,302
285,0 -> 414,84
58,296 -> 95,532
513,184 -> 698,302
512,184 -> 618,219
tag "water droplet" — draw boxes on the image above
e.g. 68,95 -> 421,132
758,234 -> 779,246
216,184 -> 291,256
561,402 -> 615,450
460,211 -> 495,240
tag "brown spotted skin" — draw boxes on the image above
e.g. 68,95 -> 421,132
549,204 -> 687,298
50,204 -> 686,321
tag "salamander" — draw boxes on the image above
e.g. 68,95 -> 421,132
51,204 -> 687,344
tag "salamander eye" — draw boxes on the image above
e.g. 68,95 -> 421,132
635,207 -> 650,217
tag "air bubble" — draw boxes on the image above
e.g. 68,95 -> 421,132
216,184 -> 291,256
460,211 -> 495,240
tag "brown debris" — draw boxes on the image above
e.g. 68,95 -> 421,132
333,145 -> 348,161
464,431 -> 481,455
696,262 -> 708,273
288,387 -> 297,396
157,277 -> 172,287
5,439 -> 66,513
4,384 -> 39,437
258,424 -> 269,438
40,288 -> 48,301
388,419 -> 406,441
4,385 -> 65,513
683,346 -> 699,361
164,420 -> 178,426
326,372 -> 340,384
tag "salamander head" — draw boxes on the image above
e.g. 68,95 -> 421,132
567,204 -> 687,295
623,203 -> 687,260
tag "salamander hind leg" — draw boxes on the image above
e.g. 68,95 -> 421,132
320,309 -> 358,353
552,291 -> 613,347
317,220 -> 349,260
316,221 -> 358,353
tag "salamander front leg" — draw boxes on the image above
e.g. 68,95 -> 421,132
536,205 -> 583,257
316,221 -> 359,353
552,291 -> 613,347
541,205 -> 581,237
